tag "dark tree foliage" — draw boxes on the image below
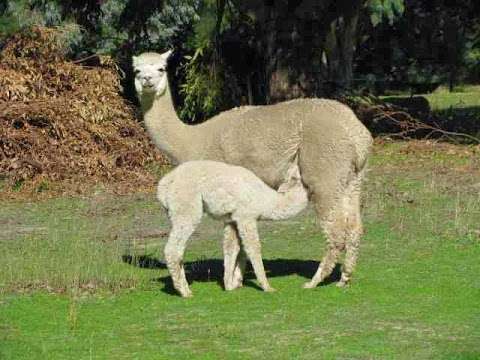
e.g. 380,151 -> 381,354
221,0 -> 367,102
0,0 -> 199,107
356,0 -> 480,93
0,0 -> 198,55
0,0 -> 478,122
182,0 -> 406,114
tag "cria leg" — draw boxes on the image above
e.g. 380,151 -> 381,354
164,196 -> 202,298
164,220 -> 197,297
232,248 -> 247,289
223,223 -> 242,291
235,219 -> 275,292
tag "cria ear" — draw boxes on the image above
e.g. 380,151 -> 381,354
285,154 -> 301,182
161,50 -> 172,59
287,163 -> 301,181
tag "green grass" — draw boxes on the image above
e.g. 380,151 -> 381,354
1,142 -> 480,359
381,85 -> 480,111
426,85 -> 480,111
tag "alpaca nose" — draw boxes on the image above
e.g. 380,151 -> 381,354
144,75 -> 152,81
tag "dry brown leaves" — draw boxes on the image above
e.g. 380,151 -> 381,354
0,26 -> 168,199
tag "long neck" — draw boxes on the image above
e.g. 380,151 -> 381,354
141,85 -> 193,163
265,186 -> 308,220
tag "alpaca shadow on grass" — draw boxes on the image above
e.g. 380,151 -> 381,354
122,255 -> 342,296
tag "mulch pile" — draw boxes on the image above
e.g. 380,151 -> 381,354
0,27 -> 168,198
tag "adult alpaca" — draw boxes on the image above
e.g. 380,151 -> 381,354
133,51 -> 373,289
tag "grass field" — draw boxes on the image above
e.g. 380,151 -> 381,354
383,85 -> 480,111
426,85 -> 480,111
1,141 -> 480,359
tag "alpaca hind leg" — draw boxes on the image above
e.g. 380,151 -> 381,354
303,194 -> 348,289
337,233 -> 360,287
297,146 -> 352,289
303,240 -> 343,289
223,223 -> 242,291
235,219 -> 275,292
338,180 -> 363,287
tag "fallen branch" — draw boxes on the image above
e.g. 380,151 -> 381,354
373,110 -> 480,144
22,158 -> 43,173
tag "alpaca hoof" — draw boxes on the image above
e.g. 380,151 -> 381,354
232,276 -> 243,288
180,289 -> 193,298
224,284 -> 237,291
232,279 -> 244,289
224,280 -> 243,291
303,281 -> 317,289
264,286 -> 276,293
336,280 -> 349,288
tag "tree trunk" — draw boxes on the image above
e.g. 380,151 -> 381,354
248,0 -> 365,103
323,0 -> 363,92
444,15 -> 460,93
261,0 -> 327,103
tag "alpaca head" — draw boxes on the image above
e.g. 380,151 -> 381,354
277,159 -> 303,193
132,50 -> 172,97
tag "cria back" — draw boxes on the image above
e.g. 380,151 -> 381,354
157,160 -> 307,221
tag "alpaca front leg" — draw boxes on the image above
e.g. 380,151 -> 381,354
235,220 -> 275,293
223,223 -> 242,291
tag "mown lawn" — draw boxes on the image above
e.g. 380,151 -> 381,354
425,85 -> 480,111
382,85 -> 480,111
1,141 -> 479,359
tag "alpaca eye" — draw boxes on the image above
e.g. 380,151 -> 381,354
134,69 -> 140,75
158,68 -> 165,73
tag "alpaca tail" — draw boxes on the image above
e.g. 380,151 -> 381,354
336,100 -> 374,175
156,177 -> 170,209
353,125 -> 373,174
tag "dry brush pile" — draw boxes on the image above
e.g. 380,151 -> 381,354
0,27 -> 168,198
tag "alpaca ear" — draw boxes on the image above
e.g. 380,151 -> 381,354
132,56 -> 138,67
